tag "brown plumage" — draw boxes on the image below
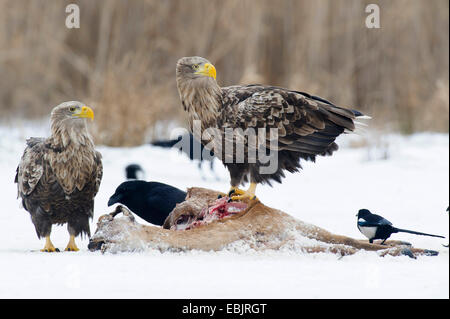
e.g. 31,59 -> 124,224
176,56 -> 368,200
15,101 -> 103,252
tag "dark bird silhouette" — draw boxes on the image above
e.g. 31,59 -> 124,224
357,209 -> 445,244
151,133 -> 216,175
125,164 -> 145,180
108,180 -> 186,226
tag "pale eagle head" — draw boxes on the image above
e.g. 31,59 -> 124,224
175,57 -> 221,124
50,101 -> 95,146
51,101 -> 94,126
176,56 -> 216,82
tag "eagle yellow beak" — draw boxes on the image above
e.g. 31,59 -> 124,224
75,106 -> 94,120
195,63 -> 216,80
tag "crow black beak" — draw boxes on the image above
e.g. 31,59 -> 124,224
107,194 -> 121,207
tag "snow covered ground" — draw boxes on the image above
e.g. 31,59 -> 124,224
0,122 -> 448,299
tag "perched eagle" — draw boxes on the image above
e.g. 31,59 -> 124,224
176,56 -> 368,201
15,101 -> 103,252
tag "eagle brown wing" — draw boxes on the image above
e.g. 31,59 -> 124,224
220,85 -> 360,157
15,137 -> 46,197
15,138 -> 103,214
93,151 -> 103,196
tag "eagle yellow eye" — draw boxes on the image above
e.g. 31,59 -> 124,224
192,64 -> 199,70
69,107 -> 76,112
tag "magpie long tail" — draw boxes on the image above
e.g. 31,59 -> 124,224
394,228 -> 445,239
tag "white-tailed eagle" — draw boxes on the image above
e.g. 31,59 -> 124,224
176,56 -> 368,201
15,101 -> 103,252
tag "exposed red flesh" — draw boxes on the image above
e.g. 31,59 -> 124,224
175,197 -> 247,230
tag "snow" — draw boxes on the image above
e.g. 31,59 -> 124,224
0,122 -> 448,298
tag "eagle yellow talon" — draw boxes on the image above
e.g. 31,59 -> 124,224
228,187 -> 246,196
41,236 -> 59,252
229,183 -> 258,202
64,235 -> 80,252
231,194 -> 259,202
41,247 -> 60,252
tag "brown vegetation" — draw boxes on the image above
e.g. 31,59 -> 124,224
0,0 -> 448,146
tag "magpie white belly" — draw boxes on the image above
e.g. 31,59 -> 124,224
358,226 -> 377,240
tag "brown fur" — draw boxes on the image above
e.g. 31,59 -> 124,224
89,187 -> 437,258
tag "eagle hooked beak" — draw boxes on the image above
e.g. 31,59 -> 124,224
195,63 -> 216,80
74,106 -> 94,121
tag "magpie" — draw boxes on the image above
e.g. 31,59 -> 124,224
356,209 -> 445,244
108,180 -> 187,226
125,164 -> 145,180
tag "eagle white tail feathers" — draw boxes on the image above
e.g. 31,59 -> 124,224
345,111 -> 371,134
356,114 -> 372,120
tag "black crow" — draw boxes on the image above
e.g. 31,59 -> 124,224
356,209 -> 445,244
108,180 -> 187,226
125,164 -> 145,180
151,133 -> 216,174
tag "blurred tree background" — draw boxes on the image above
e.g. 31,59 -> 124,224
0,0 -> 448,146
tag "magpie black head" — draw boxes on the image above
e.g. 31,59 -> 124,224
108,180 -> 150,206
357,209 -> 372,218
